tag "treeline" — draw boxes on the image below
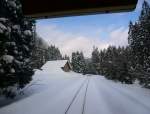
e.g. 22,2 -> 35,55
31,35 -> 65,69
71,46 -> 134,84
91,46 -> 134,84
71,1 -> 150,88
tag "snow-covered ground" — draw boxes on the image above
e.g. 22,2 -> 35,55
0,60 -> 150,114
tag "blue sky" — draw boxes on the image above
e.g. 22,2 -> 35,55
36,0 -> 149,57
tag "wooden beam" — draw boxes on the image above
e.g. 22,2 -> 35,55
22,0 -> 138,19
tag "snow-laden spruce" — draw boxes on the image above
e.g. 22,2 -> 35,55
0,0 -> 35,98
0,55 -> 14,64
0,23 -> 7,33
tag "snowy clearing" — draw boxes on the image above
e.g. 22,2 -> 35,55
0,60 -> 150,114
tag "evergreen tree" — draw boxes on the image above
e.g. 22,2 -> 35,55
128,1 -> 150,88
47,45 -> 62,60
90,46 -> 134,84
0,0 -> 35,98
71,51 -> 86,73
85,61 -> 95,74
91,47 -> 100,74
31,34 -> 48,69
62,54 -> 70,61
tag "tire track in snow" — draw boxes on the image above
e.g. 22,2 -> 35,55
65,77 -> 89,114
82,77 -> 90,114
84,76 -> 113,114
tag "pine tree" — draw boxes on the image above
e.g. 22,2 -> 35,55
63,54 -> 70,61
91,47 -> 100,74
92,46 -> 135,83
71,51 -> 86,74
0,0 -> 35,98
128,1 -> 150,88
47,45 -> 62,60
31,34 -> 48,69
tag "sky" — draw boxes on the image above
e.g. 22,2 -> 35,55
36,0 -> 149,57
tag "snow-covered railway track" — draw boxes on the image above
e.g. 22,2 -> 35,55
65,77 -> 90,114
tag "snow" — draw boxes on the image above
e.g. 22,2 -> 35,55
7,27 -> 11,33
23,45 -> 29,51
0,60 -> 150,114
7,1 -> 16,8
5,42 -> 16,46
14,60 -> 22,65
12,25 -> 20,30
24,59 -> 29,63
0,55 -> 14,64
24,30 -> 32,36
10,68 -> 15,73
0,23 -> 7,33
14,50 -> 18,54
41,60 -> 68,73
0,18 -> 8,23
85,76 -> 150,114
147,68 -> 150,72
24,21 -> 28,25
0,69 -> 4,73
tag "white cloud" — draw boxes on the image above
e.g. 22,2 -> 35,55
108,27 -> 128,47
37,24 -> 128,57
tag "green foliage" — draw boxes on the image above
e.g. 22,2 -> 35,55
47,45 -> 62,61
89,46 -> 134,84
31,38 -> 63,69
0,0 -> 35,98
71,51 -> 86,73
30,34 -> 48,69
91,47 -> 101,74
128,1 -> 150,87
62,54 -> 70,61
